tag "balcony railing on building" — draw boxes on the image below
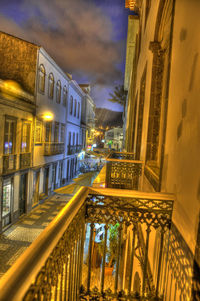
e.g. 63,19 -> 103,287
0,152 -> 198,301
2,154 -> 17,174
68,145 -> 82,155
106,151 -> 143,190
20,152 -> 31,169
44,142 -> 64,156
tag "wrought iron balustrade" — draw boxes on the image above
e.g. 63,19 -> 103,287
44,142 -> 64,156
2,154 -> 17,173
106,151 -> 143,190
68,145 -> 82,155
1,187 -> 187,301
20,152 -> 31,169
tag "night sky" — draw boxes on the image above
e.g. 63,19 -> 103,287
0,0 -> 132,111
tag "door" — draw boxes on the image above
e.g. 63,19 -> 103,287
33,171 -> 40,204
19,173 -> 27,216
44,167 -> 49,195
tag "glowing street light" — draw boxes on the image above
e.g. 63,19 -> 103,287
42,112 -> 54,121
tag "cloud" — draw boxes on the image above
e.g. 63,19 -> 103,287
0,0 -> 124,86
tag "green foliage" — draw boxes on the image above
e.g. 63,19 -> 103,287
98,223 -> 119,267
108,85 -> 127,106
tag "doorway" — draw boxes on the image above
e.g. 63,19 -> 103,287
19,173 -> 27,216
44,167 -> 49,196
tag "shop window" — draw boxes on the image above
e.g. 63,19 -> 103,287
21,121 -> 31,153
70,96 -> 73,115
38,64 -> 46,93
74,99 -> 77,117
63,85 -> 67,106
56,80 -> 61,103
78,102 -> 80,118
54,122 -> 59,142
45,122 -> 52,142
4,117 -> 16,154
48,73 -> 54,99
2,178 -> 12,217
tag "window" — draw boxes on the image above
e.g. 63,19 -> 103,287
35,119 -> 42,144
4,117 -> 16,154
45,122 -> 52,142
61,124 -> 65,143
74,99 -> 77,117
78,102 -> 80,118
2,178 -> 12,217
21,121 -> 31,153
63,86 -> 67,106
56,80 -> 61,103
73,132 -> 75,145
38,64 -> 46,93
48,73 -> 54,99
76,133 -> 78,145
54,122 -> 59,142
68,132 -> 71,145
70,96 -> 73,115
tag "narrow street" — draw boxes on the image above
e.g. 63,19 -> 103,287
0,171 -> 97,278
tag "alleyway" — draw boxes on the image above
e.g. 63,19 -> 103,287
0,171 -> 97,278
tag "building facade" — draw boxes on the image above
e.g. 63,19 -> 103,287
0,31 -> 86,231
124,0 -> 200,299
104,127 -> 123,151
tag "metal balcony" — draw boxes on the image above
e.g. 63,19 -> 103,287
2,154 -> 17,174
44,142 -> 64,156
106,151 -> 143,190
20,152 -> 31,169
68,145 -> 82,155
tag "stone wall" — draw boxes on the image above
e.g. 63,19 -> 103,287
0,32 -> 38,95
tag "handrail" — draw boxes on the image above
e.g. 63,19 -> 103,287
0,186 -> 89,301
106,158 -> 143,163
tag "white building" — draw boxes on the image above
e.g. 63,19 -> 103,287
104,127 -> 123,151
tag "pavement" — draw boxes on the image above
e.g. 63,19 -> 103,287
0,171 -> 98,278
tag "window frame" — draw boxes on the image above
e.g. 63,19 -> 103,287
48,73 -> 54,99
38,64 -> 46,93
4,116 -> 17,155
21,121 -> 31,153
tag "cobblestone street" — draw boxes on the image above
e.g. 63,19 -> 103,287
0,171 -> 97,278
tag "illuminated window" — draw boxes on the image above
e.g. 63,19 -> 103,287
35,119 -> 42,144
63,86 -> 67,106
70,96 -> 73,115
4,117 -> 16,154
38,64 -> 46,93
78,103 -> 80,118
2,178 -> 12,217
48,73 -> 54,99
74,99 -> 77,117
56,80 -> 61,103
21,121 -> 31,153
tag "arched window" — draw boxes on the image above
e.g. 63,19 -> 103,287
56,80 -> 61,103
74,99 -> 77,117
63,85 -> 67,106
77,102 -> 80,118
70,96 -> 73,115
48,73 -> 54,99
38,64 -> 46,93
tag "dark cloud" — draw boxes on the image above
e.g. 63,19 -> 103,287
0,0 -> 124,86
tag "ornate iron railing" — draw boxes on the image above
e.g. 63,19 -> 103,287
2,154 -> 17,173
68,145 -> 82,155
106,152 -> 143,190
0,187 -> 178,301
44,142 -> 64,156
20,152 -> 31,169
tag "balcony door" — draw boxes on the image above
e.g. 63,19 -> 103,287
19,173 -> 27,216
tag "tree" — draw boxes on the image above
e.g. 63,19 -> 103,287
108,85 -> 127,106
